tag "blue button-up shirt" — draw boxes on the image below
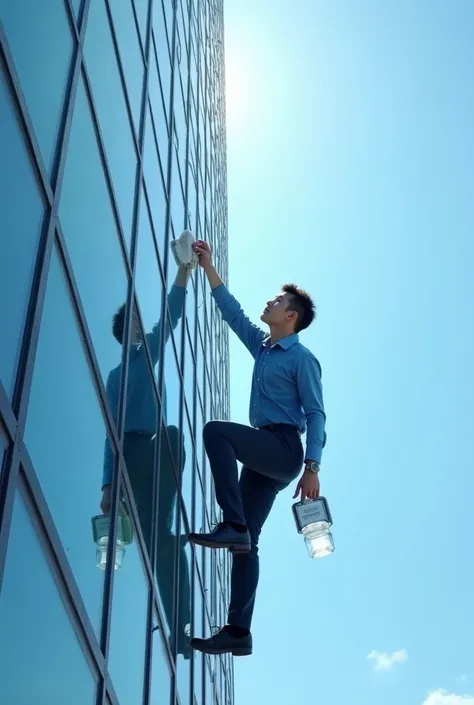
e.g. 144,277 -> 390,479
102,284 -> 186,486
213,285 -> 326,463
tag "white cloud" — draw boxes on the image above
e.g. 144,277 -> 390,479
367,649 -> 408,671
423,690 -> 474,705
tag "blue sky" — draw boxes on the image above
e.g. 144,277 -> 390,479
223,1 -> 474,704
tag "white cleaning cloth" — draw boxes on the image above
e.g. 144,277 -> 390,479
170,230 -> 199,269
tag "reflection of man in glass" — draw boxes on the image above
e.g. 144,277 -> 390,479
100,263 -> 192,657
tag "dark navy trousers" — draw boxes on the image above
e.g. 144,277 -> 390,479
203,420 -> 304,630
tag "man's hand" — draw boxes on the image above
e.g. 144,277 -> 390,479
101,485 -> 112,514
293,469 -> 320,501
192,240 -> 223,290
193,240 -> 213,270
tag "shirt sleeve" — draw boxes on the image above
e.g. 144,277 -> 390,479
145,284 -> 186,364
212,284 -> 266,358
102,372 -> 119,488
296,353 -> 327,464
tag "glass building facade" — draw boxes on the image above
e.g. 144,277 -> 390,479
0,1 -> 232,705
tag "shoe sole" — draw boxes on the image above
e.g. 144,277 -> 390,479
189,535 -> 250,553
190,642 -> 252,657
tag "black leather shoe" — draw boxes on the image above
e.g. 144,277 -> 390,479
190,626 -> 252,656
189,523 -> 251,553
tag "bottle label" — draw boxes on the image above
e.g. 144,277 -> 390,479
92,515 -> 110,542
91,513 -> 133,545
292,498 -> 330,532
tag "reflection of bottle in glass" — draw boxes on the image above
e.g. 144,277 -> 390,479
292,497 -> 335,559
91,502 -> 133,571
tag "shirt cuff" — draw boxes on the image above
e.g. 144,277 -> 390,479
305,444 -> 323,465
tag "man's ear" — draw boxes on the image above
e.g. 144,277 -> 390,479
286,309 -> 298,324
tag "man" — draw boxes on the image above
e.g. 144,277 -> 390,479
188,240 -> 326,657
101,263 -> 192,657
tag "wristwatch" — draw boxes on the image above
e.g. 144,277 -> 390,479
305,461 -> 320,474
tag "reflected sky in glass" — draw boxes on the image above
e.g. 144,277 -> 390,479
0,494 -> 97,705
84,0 -> 137,247
59,77 -> 128,394
24,248 -> 107,637
0,0 -> 74,172
0,68 -> 45,396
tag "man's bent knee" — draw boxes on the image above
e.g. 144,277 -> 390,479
203,419 -> 227,444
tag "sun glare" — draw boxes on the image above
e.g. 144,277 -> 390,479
224,51 -> 252,124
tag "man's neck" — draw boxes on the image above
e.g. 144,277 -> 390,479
269,327 -> 295,346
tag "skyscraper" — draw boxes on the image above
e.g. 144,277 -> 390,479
0,1 -> 233,704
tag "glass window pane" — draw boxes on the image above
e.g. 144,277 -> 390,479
136,189 -> 164,339
163,343 -> 181,438
196,475 -> 206,583
184,328 -> 195,412
24,248 -> 109,636
174,73 -> 188,181
0,68 -> 45,396
176,532 -> 192,703
197,273 -> 205,344
177,0 -> 189,60
150,611 -> 172,705
193,570 -> 204,704
196,334 -> 204,410
158,0 -> 173,66
171,146 -> 185,236
59,77 -> 128,394
110,0 -> 145,133
155,343 -> 184,641
0,493 -> 97,704
181,412 -> 193,522
71,0 -> 82,18
154,422 -> 178,642
166,240 -> 188,361
194,460 -> 203,525
143,109 -> 167,256
0,0 -> 74,172
148,56 -> 170,173
109,488 -> 148,705
151,3 -> 171,120
195,398 -> 204,479
134,0 -> 149,44
205,659 -> 214,705
188,156 -> 198,232
84,0 -> 137,247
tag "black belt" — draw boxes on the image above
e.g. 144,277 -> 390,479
259,423 -> 301,436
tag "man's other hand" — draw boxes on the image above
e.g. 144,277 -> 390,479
293,469 -> 320,501
193,240 -> 212,270
101,485 -> 112,514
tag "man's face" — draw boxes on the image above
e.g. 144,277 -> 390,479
260,292 -> 297,328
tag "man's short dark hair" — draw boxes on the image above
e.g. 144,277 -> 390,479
282,283 -> 316,333
112,303 -> 126,344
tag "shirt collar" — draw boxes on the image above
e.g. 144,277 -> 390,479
263,333 -> 299,350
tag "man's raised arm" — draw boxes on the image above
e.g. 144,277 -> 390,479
146,264 -> 192,362
193,240 -> 265,359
